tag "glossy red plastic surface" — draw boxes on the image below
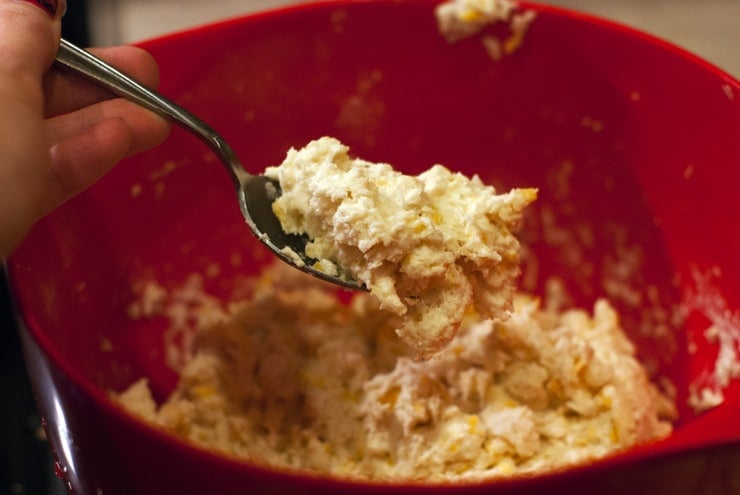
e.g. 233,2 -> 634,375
7,1 -> 740,493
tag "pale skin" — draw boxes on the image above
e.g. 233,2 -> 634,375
0,0 -> 171,258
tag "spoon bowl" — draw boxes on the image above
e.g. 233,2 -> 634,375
55,39 -> 364,291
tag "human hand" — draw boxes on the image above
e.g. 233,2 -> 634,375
0,0 -> 171,258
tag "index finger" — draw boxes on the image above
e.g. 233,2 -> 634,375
44,45 -> 163,117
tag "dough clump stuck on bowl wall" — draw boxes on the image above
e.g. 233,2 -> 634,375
116,136 -> 675,482
435,0 -> 538,60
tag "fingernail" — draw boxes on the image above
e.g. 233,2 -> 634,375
18,0 -> 59,17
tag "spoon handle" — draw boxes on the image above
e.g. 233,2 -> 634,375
54,39 -> 248,184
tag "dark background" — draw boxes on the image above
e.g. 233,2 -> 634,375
2,3 -> 90,494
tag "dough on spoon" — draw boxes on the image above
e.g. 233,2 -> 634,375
265,137 -> 536,358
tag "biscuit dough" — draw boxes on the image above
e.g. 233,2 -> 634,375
117,266 -> 675,481
265,137 -> 536,358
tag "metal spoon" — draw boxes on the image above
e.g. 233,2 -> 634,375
54,38 -> 363,291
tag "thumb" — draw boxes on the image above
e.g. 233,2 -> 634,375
0,0 -> 65,98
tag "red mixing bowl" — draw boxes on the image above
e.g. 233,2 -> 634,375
7,1 -> 740,493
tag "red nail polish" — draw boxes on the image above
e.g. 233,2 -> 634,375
19,0 -> 59,17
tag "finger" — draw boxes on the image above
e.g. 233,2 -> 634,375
0,0 -> 65,105
44,106 -> 170,213
46,97 -> 170,153
44,117 -> 133,208
44,45 -> 162,117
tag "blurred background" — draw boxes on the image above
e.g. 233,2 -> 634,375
1,1 -> 738,494
88,0 -> 740,76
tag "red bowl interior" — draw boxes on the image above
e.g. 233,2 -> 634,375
7,0 -> 740,493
